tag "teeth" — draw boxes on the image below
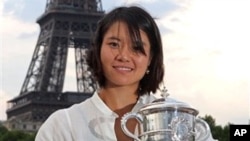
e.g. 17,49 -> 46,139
116,67 -> 132,71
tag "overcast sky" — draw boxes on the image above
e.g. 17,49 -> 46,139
1,0 -> 249,126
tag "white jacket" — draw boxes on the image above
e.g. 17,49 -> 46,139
35,91 -> 217,141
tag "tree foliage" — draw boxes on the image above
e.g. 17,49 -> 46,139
0,126 -> 36,141
201,115 -> 229,141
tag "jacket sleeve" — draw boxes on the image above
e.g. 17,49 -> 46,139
35,109 -> 73,141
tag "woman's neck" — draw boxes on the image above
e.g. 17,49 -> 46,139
98,86 -> 139,115
98,86 -> 139,141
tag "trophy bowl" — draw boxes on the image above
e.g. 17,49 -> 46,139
121,96 -> 211,141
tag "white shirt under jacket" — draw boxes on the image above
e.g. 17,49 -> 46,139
35,91 -> 217,141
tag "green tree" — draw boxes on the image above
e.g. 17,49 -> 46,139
0,128 -> 36,141
201,114 -> 230,141
0,125 -> 8,136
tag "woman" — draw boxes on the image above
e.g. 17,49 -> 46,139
85,5 -> 164,141
35,5 -> 163,141
35,5 -> 216,141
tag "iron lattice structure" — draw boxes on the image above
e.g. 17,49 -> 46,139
6,0 -> 104,128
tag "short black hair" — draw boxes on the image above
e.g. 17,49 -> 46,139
87,6 -> 164,95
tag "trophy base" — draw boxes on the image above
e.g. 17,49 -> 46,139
139,130 -> 195,141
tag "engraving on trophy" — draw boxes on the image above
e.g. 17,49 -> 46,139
170,116 -> 194,141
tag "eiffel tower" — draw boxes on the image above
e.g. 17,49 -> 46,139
5,0 -> 104,132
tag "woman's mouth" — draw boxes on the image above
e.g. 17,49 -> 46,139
113,66 -> 133,72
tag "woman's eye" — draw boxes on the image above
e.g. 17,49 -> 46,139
108,42 -> 119,48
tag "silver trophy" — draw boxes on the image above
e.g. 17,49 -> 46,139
121,89 -> 211,141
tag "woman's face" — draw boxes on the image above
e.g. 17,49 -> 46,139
100,21 -> 151,88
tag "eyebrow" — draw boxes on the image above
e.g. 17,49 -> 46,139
107,36 -> 121,41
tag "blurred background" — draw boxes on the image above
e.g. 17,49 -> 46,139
1,0 -> 249,128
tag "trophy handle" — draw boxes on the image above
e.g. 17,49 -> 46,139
195,118 -> 211,141
121,112 -> 143,141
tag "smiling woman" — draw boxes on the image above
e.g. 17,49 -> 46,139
35,5 -> 165,141
34,4 -> 218,141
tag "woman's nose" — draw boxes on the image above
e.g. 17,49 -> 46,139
115,46 -> 130,62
